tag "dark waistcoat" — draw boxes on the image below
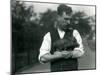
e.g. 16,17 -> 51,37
50,28 -> 78,72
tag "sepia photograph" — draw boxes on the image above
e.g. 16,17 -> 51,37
11,0 -> 96,75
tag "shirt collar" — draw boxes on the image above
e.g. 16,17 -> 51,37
57,28 -> 65,33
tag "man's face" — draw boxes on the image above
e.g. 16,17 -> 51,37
57,12 -> 72,30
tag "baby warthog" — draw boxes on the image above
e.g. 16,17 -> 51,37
53,38 -> 79,51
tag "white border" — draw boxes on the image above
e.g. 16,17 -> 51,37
0,0 -> 100,75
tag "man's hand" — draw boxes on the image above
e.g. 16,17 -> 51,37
53,50 -> 72,59
61,51 -> 72,59
53,51 -> 63,58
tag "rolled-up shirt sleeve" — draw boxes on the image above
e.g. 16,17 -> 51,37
72,29 -> 84,57
38,32 -> 51,63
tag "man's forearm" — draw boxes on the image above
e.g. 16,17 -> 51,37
40,53 -> 63,63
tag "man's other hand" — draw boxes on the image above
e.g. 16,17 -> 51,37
61,51 -> 72,59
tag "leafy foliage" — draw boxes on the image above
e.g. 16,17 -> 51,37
12,1 -> 34,31
40,9 -> 58,32
40,10 -> 92,37
12,1 -> 43,73
71,11 -> 91,36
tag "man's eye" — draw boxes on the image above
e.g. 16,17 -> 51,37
64,18 -> 70,20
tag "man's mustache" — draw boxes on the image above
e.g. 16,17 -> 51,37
63,24 -> 71,28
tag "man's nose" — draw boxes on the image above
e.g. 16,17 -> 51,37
66,20 -> 70,24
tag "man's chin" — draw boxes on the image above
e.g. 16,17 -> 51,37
62,27 -> 72,31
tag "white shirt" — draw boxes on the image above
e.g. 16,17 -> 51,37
38,29 -> 84,62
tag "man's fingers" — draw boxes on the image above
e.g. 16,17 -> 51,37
61,51 -> 72,58
62,51 -> 69,54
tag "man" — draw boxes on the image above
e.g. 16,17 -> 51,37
38,4 -> 84,72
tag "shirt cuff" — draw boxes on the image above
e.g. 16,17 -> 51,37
72,47 -> 84,57
38,51 -> 50,64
